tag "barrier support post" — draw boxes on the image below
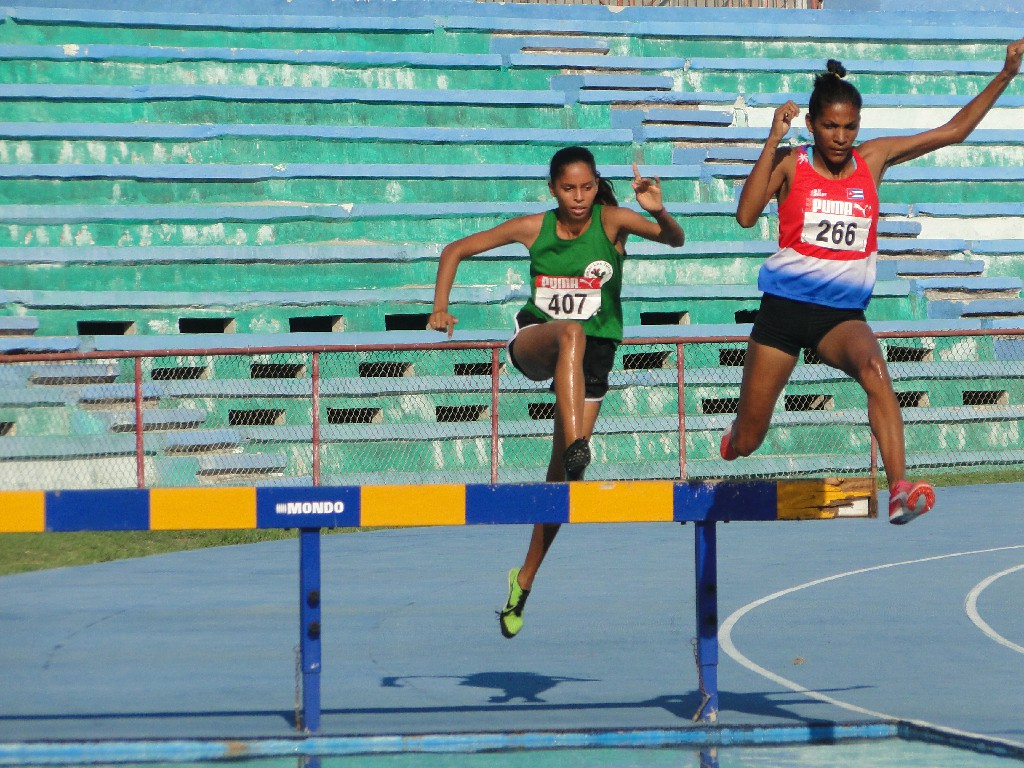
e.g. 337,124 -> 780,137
299,528 -> 323,733
694,520 -> 718,723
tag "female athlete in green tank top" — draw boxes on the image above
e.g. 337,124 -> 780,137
429,146 -> 684,639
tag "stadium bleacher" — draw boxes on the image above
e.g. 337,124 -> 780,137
1,0 -> 1023,488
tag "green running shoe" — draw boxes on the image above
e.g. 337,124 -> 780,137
498,567 -> 530,639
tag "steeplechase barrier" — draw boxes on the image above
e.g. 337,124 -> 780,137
0,476 -> 876,730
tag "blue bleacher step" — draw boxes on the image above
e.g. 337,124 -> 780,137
0,199 -> 734,228
878,220 -> 922,238
79,382 -> 164,405
196,452 -> 288,476
509,52 -> 684,72
159,429 -> 245,454
968,240 -> 1024,256
0,162 -> 702,183
3,285 -> 518,310
490,36 -> 610,57
30,362 -> 120,385
0,122 -> 635,147
673,146 -> 760,165
0,317 -> 38,337
876,259 -> 985,281
927,298 -> 1024,320
581,90 -> 736,108
686,56 -> 1005,77
109,408 -> 207,432
0,434 -> 137,461
0,43 -> 506,69
550,74 -> 676,100
0,244 -> 451,266
611,100 -> 738,131
0,337 -> 80,355
746,92 -> 1024,109
679,146 -> 1024,174
877,238 -> 968,257
0,386 -> 70,407
7,5 -> 436,32
991,326 -> 1024,360
886,166 -> 1024,183
646,124 -> 1024,145
641,108 -> 733,128
914,202 -> 1024,217
0,365 -> 29,388
912,276 -> 1022,300
0,83 -> 567,108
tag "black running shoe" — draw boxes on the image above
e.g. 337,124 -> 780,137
563,438 -> 591,481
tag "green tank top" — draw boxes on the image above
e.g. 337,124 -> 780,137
521,205 -> 625,342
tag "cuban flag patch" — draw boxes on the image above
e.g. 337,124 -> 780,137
847,188 -> 865,200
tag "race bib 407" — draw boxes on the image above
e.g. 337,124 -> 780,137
535,275 -> 602,321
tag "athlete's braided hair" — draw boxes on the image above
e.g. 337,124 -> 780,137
808,59 -> 862,120
549,145 -> 618,206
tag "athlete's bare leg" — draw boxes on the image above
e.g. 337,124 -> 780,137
510,320 -> 587,446
729,339 -> 799,457
814,319 -> 905,487
517,399 -> 602,591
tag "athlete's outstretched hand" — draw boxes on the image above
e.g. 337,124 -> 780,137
1003,37 -> 1024,77
427,310 -> 458,338
631,162 -> 664,214
770,100 -> 800,141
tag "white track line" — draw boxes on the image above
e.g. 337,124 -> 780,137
719,544 -> 1024,746
964,563 -> 1024,655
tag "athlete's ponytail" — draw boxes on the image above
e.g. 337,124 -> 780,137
808,59 -> 862,120
595,175 -> 618,207
548,145 -> 618,206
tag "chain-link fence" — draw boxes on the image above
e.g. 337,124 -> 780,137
2,329 -> 1023,491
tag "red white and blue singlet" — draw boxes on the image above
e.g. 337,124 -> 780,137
757,146 -> 879,310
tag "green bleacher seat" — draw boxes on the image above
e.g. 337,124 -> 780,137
2,0 -> 1024,489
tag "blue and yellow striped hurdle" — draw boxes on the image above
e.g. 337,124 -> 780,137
0,478 -> 875,533
0,478 -> 876,731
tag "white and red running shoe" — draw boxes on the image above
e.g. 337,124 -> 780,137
720,422 -> 738,461
888,480 -> 935,525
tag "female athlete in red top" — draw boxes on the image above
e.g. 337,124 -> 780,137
729,39 -> 1024,525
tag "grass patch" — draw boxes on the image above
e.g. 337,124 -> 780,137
931,469 -> 1024,487
877,468 -> 1024,490
0,529 -> 305,576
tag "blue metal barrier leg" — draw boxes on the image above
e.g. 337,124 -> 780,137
694,521 -> 719,723
299,528 -> 322,733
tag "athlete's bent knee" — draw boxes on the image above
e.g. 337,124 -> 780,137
855,353 -> 892,392
555,321 -> 586,356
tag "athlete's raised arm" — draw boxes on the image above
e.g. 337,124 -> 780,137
860,37 -> 1024,181
736,101 -> 799,228
603,162 -> 685,247
429,214 -> 542,338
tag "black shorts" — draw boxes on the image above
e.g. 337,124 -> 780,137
750,293 -> 866,357
508,310 -> 618,401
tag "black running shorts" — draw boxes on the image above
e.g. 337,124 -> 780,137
508,310 -> 618,401
750,293 -> 867,357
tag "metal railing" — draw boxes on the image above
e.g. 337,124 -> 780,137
2,328 -> 1024,491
